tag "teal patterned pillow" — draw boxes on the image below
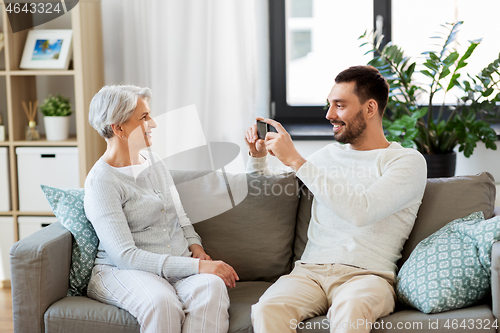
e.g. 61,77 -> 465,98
396,211 -> 500,313
41,185 -> 99,296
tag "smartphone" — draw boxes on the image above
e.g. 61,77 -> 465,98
256,120 -> 269,140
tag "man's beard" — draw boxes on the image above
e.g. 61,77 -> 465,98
333,109 -> 367,144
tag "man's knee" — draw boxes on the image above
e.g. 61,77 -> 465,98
328,276 -> 395,321
252,298 -> 294,320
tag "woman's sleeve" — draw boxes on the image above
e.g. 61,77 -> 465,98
84,176 -> 199,278
167,182 -> 203,248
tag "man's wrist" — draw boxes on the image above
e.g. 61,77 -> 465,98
290,157 -> 307,172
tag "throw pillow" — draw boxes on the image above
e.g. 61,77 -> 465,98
396,211 -> 500,313
41,185 -> 99,296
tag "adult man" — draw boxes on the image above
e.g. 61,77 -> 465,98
244,66 -> 427,333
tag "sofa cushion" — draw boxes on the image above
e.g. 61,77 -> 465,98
294,182 -> 313,262
45,296 -> 139,333
227,281 -> 273,333
397,212 -> 500,313
399,172 -> 496,267
41,185 -> 99,296
171,171 -> 299,282
45,282 -> 273,333
298,305 -> 496,332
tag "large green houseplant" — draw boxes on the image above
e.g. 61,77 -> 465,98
359,22 -> 499,177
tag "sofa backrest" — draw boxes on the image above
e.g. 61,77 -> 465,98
171,170 -> 300,283
398,172 -> 496,267
293,172 -> 497,270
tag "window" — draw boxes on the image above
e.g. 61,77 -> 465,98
269,0 -> 390,135
392,0 -> 500,105
270,0 -> 500,137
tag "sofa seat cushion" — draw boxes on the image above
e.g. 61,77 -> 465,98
44,281 -> 273,333
228,281 -> 273,333
298,304 -> 495,332
45,296 -> 139,333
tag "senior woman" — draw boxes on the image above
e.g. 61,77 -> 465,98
84,84 -> 238,333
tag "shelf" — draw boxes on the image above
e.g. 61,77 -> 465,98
9,70 -> 75,76
0,137 -> 78,146
13,136 -> 77,146
2,211 -> 56,217
15,212 -> 55,216
0,0 -> 105,251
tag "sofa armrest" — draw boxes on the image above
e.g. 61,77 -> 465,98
10,222 -> 72,333
494,207 -> 500,217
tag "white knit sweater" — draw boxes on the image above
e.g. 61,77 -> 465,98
84,153 -> 202,279
247,142 -> 427,274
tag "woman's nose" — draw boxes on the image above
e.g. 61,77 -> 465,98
148,117 -> 157,128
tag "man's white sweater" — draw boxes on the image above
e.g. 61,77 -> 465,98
247,142 -> 427,274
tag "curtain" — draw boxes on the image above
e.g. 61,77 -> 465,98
100,0 -> 269,160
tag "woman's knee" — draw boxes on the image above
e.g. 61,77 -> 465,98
196,274 -> 229,298
177,273 -> 229,307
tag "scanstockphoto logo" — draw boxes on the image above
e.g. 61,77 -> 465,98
128,104 -> 249,224
5,1 -> 79,33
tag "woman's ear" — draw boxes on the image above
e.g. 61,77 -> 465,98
111,124 -> 123,138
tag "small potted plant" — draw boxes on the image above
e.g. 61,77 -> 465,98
40,94 -> 73,141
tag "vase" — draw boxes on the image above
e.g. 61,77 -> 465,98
44,116 -> 70,141
423,152 -> 457,178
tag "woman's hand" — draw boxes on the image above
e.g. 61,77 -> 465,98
190,244 -> 211,261
199,260 -> 239,288
245,117 -> 267,158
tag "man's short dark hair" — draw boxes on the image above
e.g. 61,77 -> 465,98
335,65 -> 389,116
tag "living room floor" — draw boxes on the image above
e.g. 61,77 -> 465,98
0,288 -> 13,333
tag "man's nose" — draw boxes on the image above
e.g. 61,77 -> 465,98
325,106 -> 337,121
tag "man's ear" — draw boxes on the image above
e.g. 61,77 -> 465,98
366,99 -> 379,119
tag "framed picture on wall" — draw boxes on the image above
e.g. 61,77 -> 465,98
20,29 -> 73,70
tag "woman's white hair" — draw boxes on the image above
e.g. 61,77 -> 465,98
89,84 -> 152,139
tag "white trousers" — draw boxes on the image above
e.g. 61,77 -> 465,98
87,264 -> 230,333
251,262 -> 396,333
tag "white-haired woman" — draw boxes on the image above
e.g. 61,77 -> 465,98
84,84 -> 238,333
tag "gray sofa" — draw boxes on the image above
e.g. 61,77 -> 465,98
10,171 -> 500,333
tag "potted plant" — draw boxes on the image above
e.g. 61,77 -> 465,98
40,94 -> 73,141
359,22 -> 500,177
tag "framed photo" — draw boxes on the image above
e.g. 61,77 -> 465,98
20,29 -> 73,70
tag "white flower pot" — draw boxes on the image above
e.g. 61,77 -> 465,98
44,116 -> 70,141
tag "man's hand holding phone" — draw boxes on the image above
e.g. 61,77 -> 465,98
245,118 -> 307,172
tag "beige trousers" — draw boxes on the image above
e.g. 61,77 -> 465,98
251,262 -> 396,333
